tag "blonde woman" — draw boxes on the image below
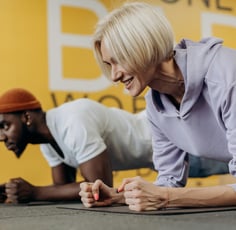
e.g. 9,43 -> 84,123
79,2 -> 236,211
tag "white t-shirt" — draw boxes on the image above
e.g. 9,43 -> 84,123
40,99 -> 153,170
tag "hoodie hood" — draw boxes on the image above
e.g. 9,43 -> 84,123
174,37 -> 223,117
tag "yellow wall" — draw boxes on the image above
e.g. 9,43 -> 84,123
0,0 -> 235,187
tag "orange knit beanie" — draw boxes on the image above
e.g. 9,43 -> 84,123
0,88 -> 41,113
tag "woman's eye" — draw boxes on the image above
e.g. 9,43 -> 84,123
104,62 -> 111,66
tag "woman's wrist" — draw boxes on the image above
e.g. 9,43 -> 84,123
164,187 -> 169,208
157,186 -> 169,209
111,188 -> 125,204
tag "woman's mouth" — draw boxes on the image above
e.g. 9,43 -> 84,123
122,77 -> 134,89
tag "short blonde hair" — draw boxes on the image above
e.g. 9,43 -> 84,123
93,2 -> 174,78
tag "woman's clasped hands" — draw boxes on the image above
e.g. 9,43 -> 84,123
79,176 -> 169,211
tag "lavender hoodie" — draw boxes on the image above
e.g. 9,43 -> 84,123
146,37 -> 236,188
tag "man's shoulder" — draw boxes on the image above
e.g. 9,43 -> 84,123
49,98 -> 104,112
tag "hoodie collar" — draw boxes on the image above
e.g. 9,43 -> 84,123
177,37 -> 222,117
151,37 -> 223,118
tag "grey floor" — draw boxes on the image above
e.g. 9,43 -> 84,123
0,203 -> 236,230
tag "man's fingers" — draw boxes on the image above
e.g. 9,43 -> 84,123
5,180 -> 20,197
5,193 -> 18,204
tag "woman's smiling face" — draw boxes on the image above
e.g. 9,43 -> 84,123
100,39 -> 156,97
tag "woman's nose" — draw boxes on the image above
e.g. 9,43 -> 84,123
111,68 -> 122,82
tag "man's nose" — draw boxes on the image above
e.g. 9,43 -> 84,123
0,132 -> 6,141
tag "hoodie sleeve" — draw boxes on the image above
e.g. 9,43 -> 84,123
221,84 -> 236,177
202,43 -> 236,180
148,114 -> 189,188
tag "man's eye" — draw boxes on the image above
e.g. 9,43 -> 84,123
3,123 -> 9,130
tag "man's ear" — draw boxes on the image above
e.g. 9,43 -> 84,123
22,111 -> 31,126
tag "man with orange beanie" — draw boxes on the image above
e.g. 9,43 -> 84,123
0,88 -> 228,203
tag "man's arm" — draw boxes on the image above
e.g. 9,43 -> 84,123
33,150 -> 113,201
5,178 -> 83,203
79,149 -> 113,187
5,150 -> 113,203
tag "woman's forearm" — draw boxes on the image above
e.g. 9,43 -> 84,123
166,185 -> 236,208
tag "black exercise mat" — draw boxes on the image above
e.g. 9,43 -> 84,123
57,203 -> 236,215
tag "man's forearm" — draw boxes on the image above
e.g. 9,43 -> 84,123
33,182 -> 82,201
167,185 -> 236,208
